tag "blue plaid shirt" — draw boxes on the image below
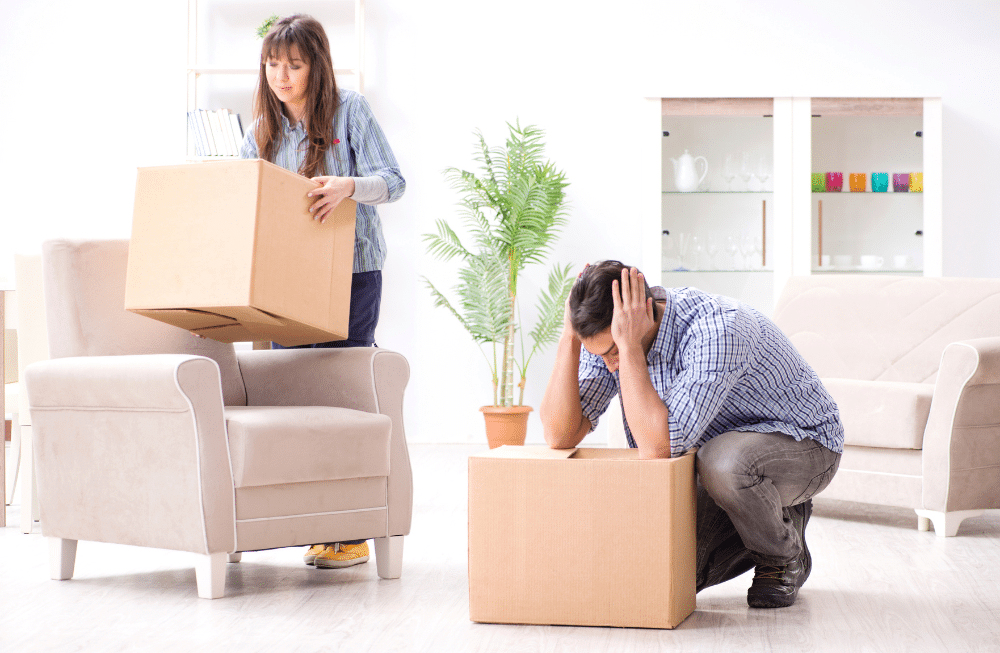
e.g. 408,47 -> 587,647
579,286 -> 844,456
240,89 -> 405,273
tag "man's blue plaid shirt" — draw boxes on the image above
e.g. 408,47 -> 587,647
578,286 -> 844,456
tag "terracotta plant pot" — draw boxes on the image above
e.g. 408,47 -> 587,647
480,405 -> 533,449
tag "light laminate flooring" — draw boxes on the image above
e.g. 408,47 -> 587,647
2,443 -> 1000,652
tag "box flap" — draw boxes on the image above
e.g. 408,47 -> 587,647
472,445 -> 578,460
213,305 -> 285,327
192,323 -> 257,343
130,308 -> 237,330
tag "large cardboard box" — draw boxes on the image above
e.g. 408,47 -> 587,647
468,446 -> 697,629
125,159 -> 355,347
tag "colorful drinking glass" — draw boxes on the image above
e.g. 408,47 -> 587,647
849,173 -> 867,192
909,172 -> 923,192
811,173 -> 826,192
871,172 -> 888,192
826,172 -> 843,192
892,173 -> 909,192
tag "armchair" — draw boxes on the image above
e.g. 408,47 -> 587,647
24,240 -> 412,597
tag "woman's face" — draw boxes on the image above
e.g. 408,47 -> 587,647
266,44 -> 311,114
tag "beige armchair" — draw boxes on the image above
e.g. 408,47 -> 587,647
24,240 -> 412,597
773,275 -> 1000,536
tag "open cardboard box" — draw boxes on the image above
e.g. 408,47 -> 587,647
468,446 -> 696,629
125,159 -> 355,347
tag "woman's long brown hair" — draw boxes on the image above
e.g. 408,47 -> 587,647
253,15 -> 338,178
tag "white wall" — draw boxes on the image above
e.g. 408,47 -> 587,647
1,0 -> 997,445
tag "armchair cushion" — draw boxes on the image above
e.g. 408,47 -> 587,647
823,378 -> 934,449
225,406 -> 391,488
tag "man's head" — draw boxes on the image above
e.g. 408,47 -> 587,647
569,260 -> 653,337
569,261 -> 653,373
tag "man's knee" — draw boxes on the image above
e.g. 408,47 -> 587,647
696,432 -> 755,500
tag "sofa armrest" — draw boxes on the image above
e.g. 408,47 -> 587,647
923,338 -> 1000,512
24,354 -> 236,554
236,347 -> 413,536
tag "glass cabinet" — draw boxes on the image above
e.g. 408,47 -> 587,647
660,99 -> 776,315
810,99 -> 925,274
648,96 -> 942,317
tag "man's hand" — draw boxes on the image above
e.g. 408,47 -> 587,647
610,267 -> 654,356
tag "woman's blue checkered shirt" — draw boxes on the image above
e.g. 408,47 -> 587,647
239,89 -> 405,273
579,286 -> 845,456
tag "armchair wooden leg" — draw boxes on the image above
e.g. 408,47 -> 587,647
19,425 -> 35,534
915,509 -> 985,537
374,536 -> 404,579
49,537 -> 77,580
227,552 -> 242,563
195,552 -> 227,599
5,419 -> 20,506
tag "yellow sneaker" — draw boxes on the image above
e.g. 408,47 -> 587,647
303,544 -> 329,566
315,542 -> 370,569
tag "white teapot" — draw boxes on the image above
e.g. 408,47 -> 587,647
670,150 -> 708,193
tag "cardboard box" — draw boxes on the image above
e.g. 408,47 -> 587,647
125,159 -> 355,347
468,446 -> 696,629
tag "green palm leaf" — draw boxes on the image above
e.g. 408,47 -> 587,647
423,120 -> 571,406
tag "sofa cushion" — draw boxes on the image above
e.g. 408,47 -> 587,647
773,276 -> 1000,384
823,378 -> 934,449
225,406 -> 391,488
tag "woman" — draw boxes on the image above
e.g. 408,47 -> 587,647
240,14 -> 405,569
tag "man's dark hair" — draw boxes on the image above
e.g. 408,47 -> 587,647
569,260 -> 653,338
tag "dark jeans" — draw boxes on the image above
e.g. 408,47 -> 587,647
277,270 -> 382,546
694,431 -> 841,592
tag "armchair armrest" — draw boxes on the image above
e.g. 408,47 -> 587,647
24,354 -> 236,554
236,347 -> 413,536
923,338 -> 1000,512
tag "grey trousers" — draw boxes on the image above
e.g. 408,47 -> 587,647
694,431 -> 841,592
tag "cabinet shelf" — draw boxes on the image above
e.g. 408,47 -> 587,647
663,191 -> 772,195
812,192 -> 922,196
663,269 -> 773,274
812,268 -> 923,274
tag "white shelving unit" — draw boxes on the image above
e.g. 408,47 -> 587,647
643,96 -> 943,317
185,0 -> 366,161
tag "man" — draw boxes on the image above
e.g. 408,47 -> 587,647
540,261 -> 843,608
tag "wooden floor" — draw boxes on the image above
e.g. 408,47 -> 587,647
2,443 -> 999,652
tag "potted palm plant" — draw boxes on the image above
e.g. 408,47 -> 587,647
423,121 -> 573,448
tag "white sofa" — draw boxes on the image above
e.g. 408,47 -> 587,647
773,275 -> 1000,536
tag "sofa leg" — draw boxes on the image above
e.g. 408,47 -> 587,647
195,552 -> 227,599
49,537 -> 77,580
915,509 -> 985,537
374,536 -> 404,579
227,552 -> 242,563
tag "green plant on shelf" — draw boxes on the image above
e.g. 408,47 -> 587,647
256,14 -> 279,39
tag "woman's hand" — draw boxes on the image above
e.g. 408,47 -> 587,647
308,176 -> 355,223
610,267 -> 654,356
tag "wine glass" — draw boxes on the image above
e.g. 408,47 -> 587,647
722,154 -> 737,191
739,152 -> 753,191
661,230 -> 680,271
689,235 -> 704,271
740,233 -> 756,270
756,154 -> 770,191
725,234 -> 740,270
676,232 -> 691,270
706,234 -> 720,270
